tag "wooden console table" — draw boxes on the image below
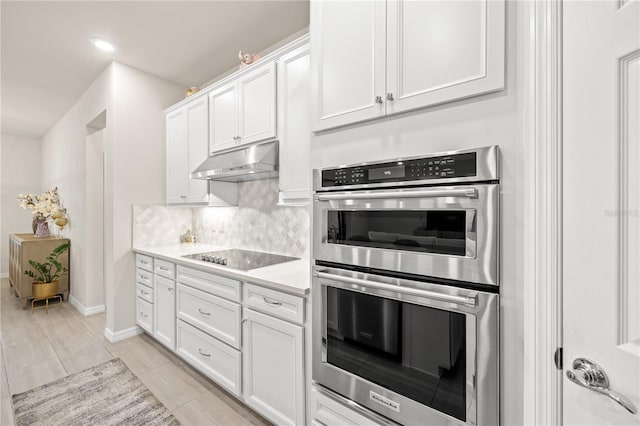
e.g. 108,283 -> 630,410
8,234 -> 70,309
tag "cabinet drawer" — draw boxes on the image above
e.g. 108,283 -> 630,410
177,284 -> 241,349
177,265 -> 241,302
136,254 -> 153,272
136,267 -> 153,288
176,319 -> 241,396
154,259 -> 175,279
244,283 -> 304,324
136,282 -> 153,303
311,387 -> 381,426
136,297 -> 153,333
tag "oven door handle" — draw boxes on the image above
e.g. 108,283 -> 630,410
314,271 -> 477,307
315,187 -> 478,201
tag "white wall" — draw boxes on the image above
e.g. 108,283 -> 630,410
106,62 -> 183,333
40,64 -> 113,311
0,134 -> 42,277
310,2 -> 525,424
40,61 -> 183,334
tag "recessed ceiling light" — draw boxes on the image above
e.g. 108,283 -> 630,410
90,38 -> 115,52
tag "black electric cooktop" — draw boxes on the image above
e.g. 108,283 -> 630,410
182,249 -> 298,271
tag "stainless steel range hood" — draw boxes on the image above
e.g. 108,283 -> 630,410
190,141 -> 278,182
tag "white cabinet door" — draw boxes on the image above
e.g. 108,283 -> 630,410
243,308 -> 305,426
209,83 -> 238,153
385,0 -> 505,115
311,0 -> 386,131
277,43 -> 311,203
165,108 -> 188,204
184,97 -> 209,203
238,62 -> 277,145
153,275 -> 175,350
136,297 -> 153,334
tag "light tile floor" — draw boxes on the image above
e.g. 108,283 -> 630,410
0,278 -> 270,425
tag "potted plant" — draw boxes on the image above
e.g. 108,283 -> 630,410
24,242 -> 70,300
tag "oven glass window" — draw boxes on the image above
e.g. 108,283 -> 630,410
326,210 -> 467,256
326,287 -> 467,421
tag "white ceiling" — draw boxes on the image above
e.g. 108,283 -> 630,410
1,1 -> 309,138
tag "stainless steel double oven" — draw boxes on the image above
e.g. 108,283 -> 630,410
312,146 -> 500,425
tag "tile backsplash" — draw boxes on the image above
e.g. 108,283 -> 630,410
132,205 -> 193,247
133,178 -> 310,258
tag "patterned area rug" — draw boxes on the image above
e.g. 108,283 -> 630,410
12,358 -> 180,426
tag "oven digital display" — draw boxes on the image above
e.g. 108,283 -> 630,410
321,152 -> 477,187
369,165 -> 405,180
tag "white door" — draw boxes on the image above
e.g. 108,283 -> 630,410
237,61 -> 277,145
563,1 -> 640,424
165,108 -> 188,204
385,0 -> 505,115
185,97 -> 209,203
153,276 -> 175,350
209,83 -> 238,153
310,0 -> 386,131
243,308 -> 305,426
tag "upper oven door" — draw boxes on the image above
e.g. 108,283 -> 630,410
313,184 -> 499,286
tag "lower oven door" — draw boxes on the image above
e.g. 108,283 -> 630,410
313,183 -> 499,286
312,266 -> 499,426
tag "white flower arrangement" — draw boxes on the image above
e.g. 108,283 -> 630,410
17,186 -> 69,228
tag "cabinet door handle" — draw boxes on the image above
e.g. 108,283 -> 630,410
263,297 -> 283,306
198,348 -> 211,357
386,93 -> 394,101
140,312 -> 148,318
198,308 -> 211,316
168,287 -> 174,292
375,95 -> 383,104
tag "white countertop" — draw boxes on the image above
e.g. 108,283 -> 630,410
133,244 -> 311,296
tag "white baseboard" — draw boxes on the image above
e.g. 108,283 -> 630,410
69,295 -> 106,316
0,273 -> 8,278
104,326 -> 143,343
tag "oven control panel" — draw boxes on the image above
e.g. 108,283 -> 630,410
321,152 -> 477,188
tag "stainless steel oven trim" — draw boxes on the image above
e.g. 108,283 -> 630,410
312,266 -> 498,426
313,145 -> 499,192
314,183 -> 498,286
315,186 -> 479,201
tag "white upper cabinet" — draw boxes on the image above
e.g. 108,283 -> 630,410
209,62 -> 277,154
311,0 -> 505,131
277,42 -> 312,204
166,96 -> 209,205
209,84 -> 238,153
311,0 -> 386,131
238,62 -> 277,145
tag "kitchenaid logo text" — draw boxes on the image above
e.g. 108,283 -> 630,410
370,391 -> 400,412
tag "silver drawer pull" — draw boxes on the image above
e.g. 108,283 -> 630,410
139,275 -> 148,280
140,290 -> 149,296
140,260 -> 149,264
168,287 -> 174,292
198,348 -> 211,357
140,312 -> 148,318
263,297 -> 283,306
159,266 -> 169,271
198,308 -> 211,316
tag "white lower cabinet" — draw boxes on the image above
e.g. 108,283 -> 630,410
136,297 -> 153,333
243,308 -> 305,426
153,275 -> 176,350
177,319 -> 242,396
135,256 -> 308,425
